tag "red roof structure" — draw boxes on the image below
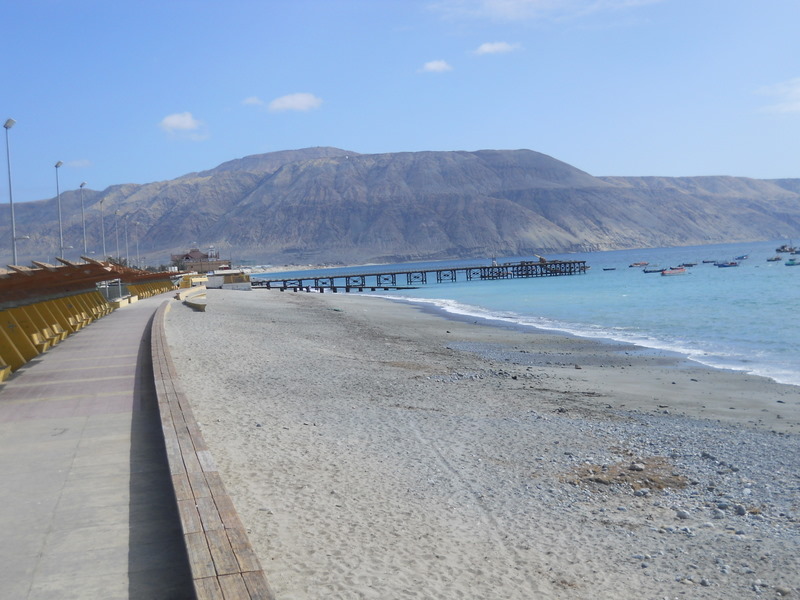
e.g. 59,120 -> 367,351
0,257 -> 175,308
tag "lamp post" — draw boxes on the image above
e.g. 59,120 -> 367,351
134,221 -> 140,268
79,182 -> 87,256
114,209 -> 122,299
55,161 -> 64,258
114,209 -> 120,263
99,198 -> 106,259
124,215 -> 129,265
4,118 -> 17,265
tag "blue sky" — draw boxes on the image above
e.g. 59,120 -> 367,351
2,0 -> 800,204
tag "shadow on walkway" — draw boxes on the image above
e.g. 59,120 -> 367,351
128,312 -> 194,598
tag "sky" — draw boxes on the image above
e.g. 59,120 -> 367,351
2,0 -> 800,205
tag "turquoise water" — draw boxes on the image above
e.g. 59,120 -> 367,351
254,240 -> 800,386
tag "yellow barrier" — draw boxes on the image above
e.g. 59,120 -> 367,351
0,290 -> 115,377
0,325 -> 27,372
128,280 -> 175,298
0,310 -> 40,364
26,304 -> 66,342
0,284 -> 184,378
40,298 -> 76,334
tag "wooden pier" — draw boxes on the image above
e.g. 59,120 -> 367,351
252,259 -> 587,292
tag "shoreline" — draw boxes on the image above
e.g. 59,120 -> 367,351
165,290 -> 800,599
374,291 -> 800,388
368,292 -> 800,434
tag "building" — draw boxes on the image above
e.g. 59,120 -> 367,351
170,247 -> 230,273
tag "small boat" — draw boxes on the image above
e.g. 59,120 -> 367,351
629,261 -> 649,267
776,243 -> 796,253
767,256 -> 781,262
735,254 -> 749,260
661,267 -> 687,276
702,260 -> 717,263
602,267 -> 616,271
715,261 -> 739,268
643,267 -> 666,273
786,258 -> 799,267
678,262 -> 697,267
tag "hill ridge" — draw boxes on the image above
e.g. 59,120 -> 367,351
5,148 -> 799,266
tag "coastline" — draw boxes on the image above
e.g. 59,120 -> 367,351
373,290 -> 800,388
165,290 -> 800,599
368,292 -> 800,434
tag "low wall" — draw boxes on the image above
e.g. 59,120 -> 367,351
150,299 -> 274,599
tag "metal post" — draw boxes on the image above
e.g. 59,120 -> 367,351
114,209 -> 120,263
134,221 -> 140,268
100,198 -> 106,259
124,215 -> 129,265
4,119 -> 17,265
114,209 -> 122,299
55,161 -> 64,258
79,182 -> 87,255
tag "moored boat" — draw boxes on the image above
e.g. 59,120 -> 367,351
661,267 -> 687,276
643,267 -> 666,273
767,256 -> 781,262
786,258 -> 799,267
776,243 -> 796,253
715,261 -> 739,268
629,261 -> 649,267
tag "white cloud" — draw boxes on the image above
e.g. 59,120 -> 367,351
268,93 -> 323,112
158,112 -> 207,141
474,41 -> 520,55
160,112 -> 201,132
421,59 -> 453,73
757,78 -> 800,114
242,96 -> 265,106
431,0 -> 663,21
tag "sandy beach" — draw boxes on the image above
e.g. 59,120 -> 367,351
165,289 -> 800,599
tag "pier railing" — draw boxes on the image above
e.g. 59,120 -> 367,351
253,259 -> 587,292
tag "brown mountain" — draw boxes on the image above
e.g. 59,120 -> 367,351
5,147 -> 800,266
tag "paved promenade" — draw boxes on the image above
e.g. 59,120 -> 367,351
0,295 -> 193,599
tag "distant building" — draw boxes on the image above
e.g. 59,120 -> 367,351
171,247 -> 230,273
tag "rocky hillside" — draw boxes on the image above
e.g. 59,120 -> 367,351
5,147 -> 800,266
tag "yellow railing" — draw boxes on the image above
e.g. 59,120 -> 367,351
127,280 -> 175,298
0,291 -> 112,381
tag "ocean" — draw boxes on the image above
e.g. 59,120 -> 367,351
253,240 -> 799,386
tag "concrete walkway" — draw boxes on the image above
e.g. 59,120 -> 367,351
0,295 -> 194,599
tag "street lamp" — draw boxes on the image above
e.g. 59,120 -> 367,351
124,215 -> 129,265
134,221 -> 140,267
55,161 -> 64,258
79,181 -> 87,256
4,118 -> 17,265
114,209 -> 120,263
99,198 -> 106,259
113,209 -> 122,299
